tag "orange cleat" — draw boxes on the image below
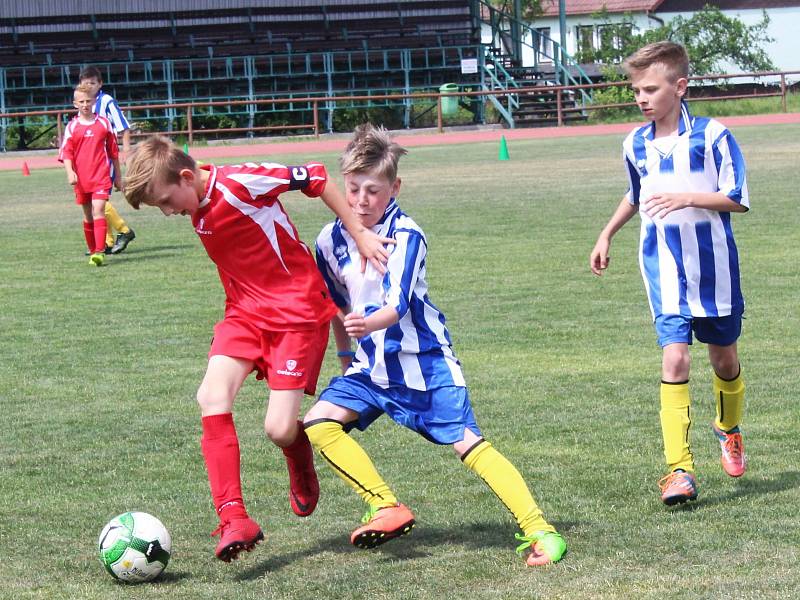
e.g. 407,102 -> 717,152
350,503 -> 415,549
712,423 -> 746,477
658,470 -> 698,506
212,517 -> 264,562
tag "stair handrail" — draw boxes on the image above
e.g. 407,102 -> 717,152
482,53 -> 520,128
475,0 -> 592,106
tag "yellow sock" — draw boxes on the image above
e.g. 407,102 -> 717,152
660,382 -> 694,472
105,202 -> 130,236
714,368 -> 745,432
462,440 -> 554,536
305,420 -> 397,509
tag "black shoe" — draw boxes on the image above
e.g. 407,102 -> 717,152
111,229 -> 136,254
85,246 -> 113,256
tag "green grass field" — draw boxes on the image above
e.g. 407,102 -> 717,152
2,124 -> 799,599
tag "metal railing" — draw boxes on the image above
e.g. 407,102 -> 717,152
0,69 -> 797,151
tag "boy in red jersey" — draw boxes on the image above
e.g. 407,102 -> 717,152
59,83 -> 121,266
123,135 -> 393,562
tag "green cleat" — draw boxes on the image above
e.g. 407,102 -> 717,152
515,531 -> 567,566
89,253 -> 105,266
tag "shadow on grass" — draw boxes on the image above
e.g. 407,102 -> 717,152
236,519 -> 581,580
667,471 -> 800,512
110,243 -> 194,261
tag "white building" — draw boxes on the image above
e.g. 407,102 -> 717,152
533,0 -> 800,75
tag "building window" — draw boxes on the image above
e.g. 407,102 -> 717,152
534,27 -> 553,58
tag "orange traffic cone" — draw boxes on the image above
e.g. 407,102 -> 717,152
22,162 -> 31,176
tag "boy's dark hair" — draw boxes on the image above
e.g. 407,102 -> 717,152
79,66 -> 103,83
623,41 -> 689,82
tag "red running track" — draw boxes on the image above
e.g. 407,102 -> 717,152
3,112 -> 799,173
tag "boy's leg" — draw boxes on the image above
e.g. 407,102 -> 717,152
456,430 -> 565,565
709,342 -> 746,477
198,355 -> 263,561
91,199 -> 108,254
104,201 -> 130,248
304,402 -> 413,548
658,342 -> 698,504
264,388 -> 319,517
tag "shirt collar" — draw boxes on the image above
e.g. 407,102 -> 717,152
375,199 -> 398,228
199,164 -> 216,208
644,100 -> 693,140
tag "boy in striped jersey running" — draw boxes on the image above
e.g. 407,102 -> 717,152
590,42 -> 749,506
305,124 -> 566,566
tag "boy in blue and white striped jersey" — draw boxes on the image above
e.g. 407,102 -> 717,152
303,123 -> 566,567
590,42 -> 749,506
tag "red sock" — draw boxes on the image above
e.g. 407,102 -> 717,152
83,221 -> 94,251
93,218 -> 108,253
201,413 -> 249,522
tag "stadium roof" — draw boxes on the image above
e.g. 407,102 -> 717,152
539,1 -> 666,16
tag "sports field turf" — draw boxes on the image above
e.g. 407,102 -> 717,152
1,123 -> 799,599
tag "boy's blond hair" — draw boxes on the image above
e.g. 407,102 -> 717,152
623,41 -> 689,82
340,123 -> 407,182
123,135 -> 196,209
74,83 -> 96,98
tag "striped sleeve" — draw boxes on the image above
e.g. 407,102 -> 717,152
315,224 -> 350,309
99,94 -> 130,133
382,229 -> 426,319
712,129 -> 749,209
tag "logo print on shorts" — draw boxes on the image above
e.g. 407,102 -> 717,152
286,359 -> 297,371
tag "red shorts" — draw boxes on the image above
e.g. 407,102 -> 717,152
74,188 -> 110,205
209,316 -> 330,395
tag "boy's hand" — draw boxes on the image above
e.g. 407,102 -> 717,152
343,312 -> 368,338
113,179 -> 122,191
590,237 -> 611,276
642,193 -> 688,220
66,170 -> 78,186
354,229 -> 395,274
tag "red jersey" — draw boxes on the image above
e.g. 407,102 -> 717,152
58,115 -> 118,194
193,162 -> 338,330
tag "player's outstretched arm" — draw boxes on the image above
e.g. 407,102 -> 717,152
590,196 -> 638,276
319,180 -> 394,274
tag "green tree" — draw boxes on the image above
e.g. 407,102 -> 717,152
577,5 -> 775,76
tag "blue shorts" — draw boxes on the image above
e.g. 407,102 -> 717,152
318,373 -> 481,445
654,312 -> 743,347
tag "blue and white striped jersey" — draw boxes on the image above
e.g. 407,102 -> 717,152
316,200 -> 465,391
94,90 -> 130,134
623,101 -> 749,319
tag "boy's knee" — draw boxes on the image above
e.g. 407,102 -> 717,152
196,382 -> 233,415
264,420 -> 299,447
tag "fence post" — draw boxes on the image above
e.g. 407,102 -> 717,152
313,101 -> 319,139
780,73 -> 787,113
556,88 -> 563,126
56,111 -> 64,148
437,95 -> 443,133
187,105 -> 193,144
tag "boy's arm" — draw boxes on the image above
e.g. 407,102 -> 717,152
63,158 -> 78,186
319,180 -> 394,274
342,306 -> 400,339
641,191 -> 748,220
590,196 -> 638,276
120,130 -> 131,162
331,314 -> 356,373
111,157 -> 122,190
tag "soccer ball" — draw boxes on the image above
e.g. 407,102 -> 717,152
98,511 -> 171,583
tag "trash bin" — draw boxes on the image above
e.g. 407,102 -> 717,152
439,83 -> 459,116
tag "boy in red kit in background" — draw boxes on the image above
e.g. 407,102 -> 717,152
59,83 -> 121,266
123,136 -> 393,562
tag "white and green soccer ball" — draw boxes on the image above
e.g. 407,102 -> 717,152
98,511 -> 171,583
